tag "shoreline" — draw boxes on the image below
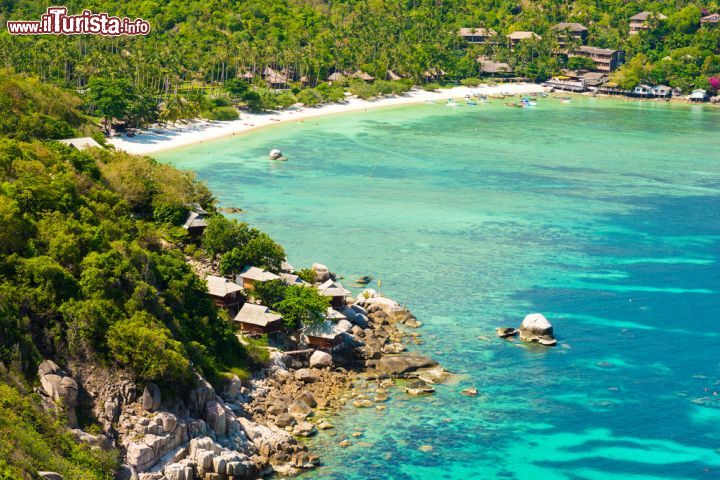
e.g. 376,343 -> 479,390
107,83 -> 546,155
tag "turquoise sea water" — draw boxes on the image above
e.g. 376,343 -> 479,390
156,97 -> 720,479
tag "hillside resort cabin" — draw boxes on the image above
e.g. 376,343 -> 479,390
632,84 -> 673,98
206,275 -> 244,316
280,272 -> 310,287
571,46 -> 624,72
629,12 -> 667,35
182,205 -> 209,237
58,137 -> 103,151
690,89 -> 708,102
237,265 -> 280,290
303,320 -> 344,350
280,261 -> 295,273
551,22 -> 588,47
701,13 -> 720,25
234,303 -> 284,335
317,279 -> 351,309
507,31 -> 541,49
477,56 -> 513,76
458,27 -> 498,45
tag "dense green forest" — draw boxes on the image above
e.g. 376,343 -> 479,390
1,0 -> 719,125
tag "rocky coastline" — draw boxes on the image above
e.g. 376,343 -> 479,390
35,277 -> 446,480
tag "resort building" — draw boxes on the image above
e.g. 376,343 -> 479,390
386,70 -> 403,81
317,279 -> 351,309
206,275 -> 244,316
280,261 -> 295,273
632,84 -> 655,97
571,46 -> 624,72
58,137 -> 103,151
701,13 -> 720,25
234,303 -> 284,335
236,265 -> 280,290
303,320 -> 344,350
477,57 -> 513,76
545,71 -> 608,92
652,85 -> 672,98
629,12 -> 667,35
182,205 -> 209,237
551,22 -> 588,47
507,31 -> 541,49
458,27 -> 498,44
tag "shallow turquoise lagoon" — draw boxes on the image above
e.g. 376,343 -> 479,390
156,97 -> 720,479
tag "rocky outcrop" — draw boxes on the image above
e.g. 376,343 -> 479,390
309,350 -> 332,368
375,353 -> 437,376
38,360 -> 79,427
518,313 -> 556,346
495,327 -> 517,338
142,383 -> 161,412
311,263 -> 331,282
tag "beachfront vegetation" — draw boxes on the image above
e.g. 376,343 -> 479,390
2,0 -> 718,126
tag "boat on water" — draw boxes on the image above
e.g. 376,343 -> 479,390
446,98 -> 459,107
505,102 -> 524,108
466,100 -> 478,105
521,98 -> 537,106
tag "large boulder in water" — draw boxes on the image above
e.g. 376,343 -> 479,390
269,149 -> 283,160
311,263 -> 331,282
518,313 -> 556,346
377,353 -> 437,376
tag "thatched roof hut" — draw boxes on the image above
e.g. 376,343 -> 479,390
352,70 -> 375,82
234,303 -> 283,334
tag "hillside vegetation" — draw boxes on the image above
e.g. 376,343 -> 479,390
1,1 -> 719,125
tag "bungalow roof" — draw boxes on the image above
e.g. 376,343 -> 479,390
206,275 -> 243,297
234,303 -> 282,326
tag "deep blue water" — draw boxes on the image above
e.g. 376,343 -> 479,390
157,97 -> 720,479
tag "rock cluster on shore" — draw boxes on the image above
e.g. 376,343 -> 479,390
37,285 -> 446,479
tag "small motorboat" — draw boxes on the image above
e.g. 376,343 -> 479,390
521,98 -> 537,106
466,100 -> 478,105
446,98 -> 459,107
505,102 -> 523,108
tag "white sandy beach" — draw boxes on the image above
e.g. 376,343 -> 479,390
108,83 -> 546,155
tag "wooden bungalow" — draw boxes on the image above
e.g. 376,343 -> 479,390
477,57 -> 513,77
507,31 -> 541,49
280,272 -> 310,287
58,137 -> 103,151
327,72 -> 347,83
629,12 -> 667,35
458,27 -> 498,45
182,208 -> 208,237
423,69 -> 446,82
303,320 -> 344,350
263,67 -> 289,88
281,260 -> 295,273
386,70 -> 402,81
689,89 -> 708,102
352,70 -> 375,82
236,265 -> 280,290
206,275 -> 244,316
632,84 -> 655,97
317,279 -> 351,309
234,303 -> 284,335
652,85 -> 672,98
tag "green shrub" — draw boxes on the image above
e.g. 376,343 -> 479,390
275,285 -> 329,329
107,312 -> 191,383
204,106 -> 239,121
461,77 -> 482,87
